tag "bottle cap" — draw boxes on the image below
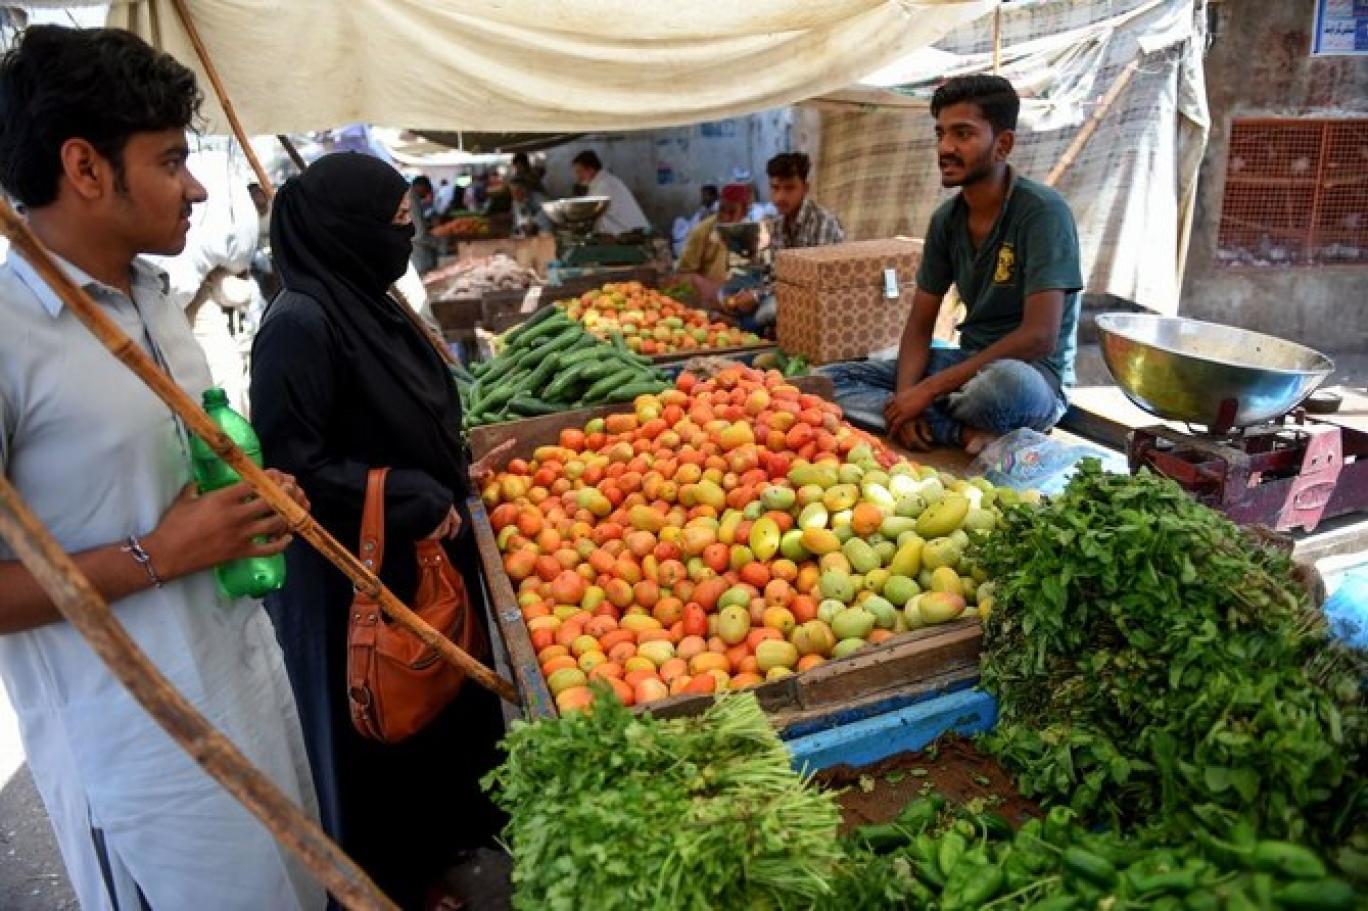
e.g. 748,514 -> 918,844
202,387 -> 229,408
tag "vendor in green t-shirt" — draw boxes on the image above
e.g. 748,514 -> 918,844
824,75 -> 1082,454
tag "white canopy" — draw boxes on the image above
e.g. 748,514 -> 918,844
96,0 -> 993,135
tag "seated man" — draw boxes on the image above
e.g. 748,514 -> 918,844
825,74 -> 1082,454
672,182 -> 750,304
728,152 -> 844,332
508,176 -> 551,236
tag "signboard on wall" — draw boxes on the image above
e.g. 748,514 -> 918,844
1312,0 -> 1368,55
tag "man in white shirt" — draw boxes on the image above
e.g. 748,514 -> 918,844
571,149 -> 651,236
0,26 -> 323,910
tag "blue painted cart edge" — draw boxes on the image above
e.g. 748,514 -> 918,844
786,688 -> 999,773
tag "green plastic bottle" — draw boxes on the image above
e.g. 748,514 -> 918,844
188,388 -> 286,599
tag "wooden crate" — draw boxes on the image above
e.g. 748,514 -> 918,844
468,377 -> 983,722
543,266 -> 660,304
647,341 -> 775,365
480,288 -> 542,334
431,295 -> 482,341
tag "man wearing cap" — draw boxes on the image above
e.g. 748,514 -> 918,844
672,183 -> 751,302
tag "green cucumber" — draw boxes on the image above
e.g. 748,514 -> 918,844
582,368 -> 642,403
501,301 -> 560,346
601,380 -> 667,403
508,395 -> 561,416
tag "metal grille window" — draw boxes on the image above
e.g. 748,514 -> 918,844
1217,119 -> 1368,267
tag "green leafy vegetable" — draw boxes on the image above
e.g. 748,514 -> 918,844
483,691 -> 844,910
976,463 -> 1368,845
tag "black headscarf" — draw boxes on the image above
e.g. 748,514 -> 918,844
269,152 -> 466,489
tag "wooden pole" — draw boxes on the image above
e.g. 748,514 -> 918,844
0,475 -> 397,911
277,134 -> 308,172
991,3 -> 1003,75
0,203 -> 519,705
168,0 -> 274,196
1045,58 -> 1141,188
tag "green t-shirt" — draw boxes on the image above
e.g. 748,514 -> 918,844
915,170 -> 1083,387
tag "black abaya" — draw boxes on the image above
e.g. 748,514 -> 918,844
249,153 -> 503,909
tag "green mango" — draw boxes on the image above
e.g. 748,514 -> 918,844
884,575 -> 920,607
915,495 -> 969,538
863,470 -> 890,489
929,566 -> 964,597
817,599 -> 845,624
789,464 -> 838,489
838,463 -> 865,486
864,568 -> 890,593
832,638 -> 867,659
798,502 -> 830,530
873,541 -> 897,566
880,516 -> 919,539
831,607 -> 877,640
760,485 -> 797,512
819,570 -> 856,603
863,596 -> 898,629
921,537 -> 963,571
780,528 -> 811,561
889,537 -> 925,577
895,495 -> 928,519
843,538 -> 881,575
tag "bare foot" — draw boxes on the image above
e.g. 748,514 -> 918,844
961,427 -> 1000,456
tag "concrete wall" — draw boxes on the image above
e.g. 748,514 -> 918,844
542,108 -> 794,234
1179,0 -> 1368,354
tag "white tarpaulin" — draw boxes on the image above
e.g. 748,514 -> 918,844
807,0 -> 1211,315
94,0 -> 993,135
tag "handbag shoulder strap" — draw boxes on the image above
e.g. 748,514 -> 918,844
358,467 -> 391,576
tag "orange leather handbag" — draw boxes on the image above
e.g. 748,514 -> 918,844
347,468 -> 484,743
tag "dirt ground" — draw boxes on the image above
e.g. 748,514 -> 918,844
817,736 -> 1037,834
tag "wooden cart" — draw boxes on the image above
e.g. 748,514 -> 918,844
466,379 -> 986,730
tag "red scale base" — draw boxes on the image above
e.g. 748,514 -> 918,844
1128,414 -> 1368,533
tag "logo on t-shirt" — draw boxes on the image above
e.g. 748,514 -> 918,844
994,243 -> 1016,285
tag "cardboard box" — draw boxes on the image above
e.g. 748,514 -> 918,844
774,238 -> 923,364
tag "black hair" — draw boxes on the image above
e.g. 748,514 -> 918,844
930,74 -> 1020,134
572,150 -> 602,172
511,151 -> 531,167
701,184 -> 719,198
766,152 -> 810,182
0,26 -> 202,207
411,175 -> 433,192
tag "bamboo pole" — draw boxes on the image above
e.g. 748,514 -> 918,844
991,3 -> 1003,75
1045,58 -> 1141,188
168,0 -> 274,195
0,475 -> 397,911
0,203 -> 519,705
277,133 -> 308,172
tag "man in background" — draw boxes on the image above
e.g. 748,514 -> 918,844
571,149 -> 650,235
148,148 -> 262,414
433,177 -> 456,217
509,176 -> 550,236
764,152 -> 844,253
409,174 -> 440,275
727,152 -> 845,332
673,182 -> 750,303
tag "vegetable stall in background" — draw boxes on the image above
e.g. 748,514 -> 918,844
454,306 -> 669,428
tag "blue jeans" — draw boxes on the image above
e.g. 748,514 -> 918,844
820,349 -> 1068,445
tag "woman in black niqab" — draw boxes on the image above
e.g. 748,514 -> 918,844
251,152 -> 502,911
